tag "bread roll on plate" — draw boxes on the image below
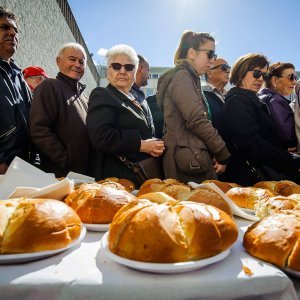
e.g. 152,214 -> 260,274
253,181 -> 278,194
274,180 -> 300,196
109,199 -> 238,263
65,183 -> 136,224
226,187 -> 274,209
243,210 -> 300,271
0,198 -> 81,254
97,177 -> 135,192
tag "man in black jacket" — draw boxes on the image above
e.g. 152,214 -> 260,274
0,6 -> 32,174
202,58 -> 230,137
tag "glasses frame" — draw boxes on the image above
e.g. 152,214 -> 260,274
210,64 -> 231,72
193,48 -> 217,60
277,74 -> 298,82
110,63 -> 135,72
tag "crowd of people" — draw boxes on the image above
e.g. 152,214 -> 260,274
2,5 -> 300,187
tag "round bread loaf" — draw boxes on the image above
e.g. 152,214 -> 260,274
243,210 -> 300,271
183,188 -> 233,217
274,180 -> 300,196
254,196 -> 299,218
0,198 -> 82,254
97,177 -> 135,192
253,181 -> 278,193
226,187 -> 274,209
65,183 -> 136,224
109,199 -> 238,263
137,178 -> 191,199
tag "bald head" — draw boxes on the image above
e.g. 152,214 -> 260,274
205,57 -> 230,90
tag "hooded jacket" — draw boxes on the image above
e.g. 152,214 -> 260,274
258,88 -> 296,148
223,87 -> 300,185
156,61 -> 230,183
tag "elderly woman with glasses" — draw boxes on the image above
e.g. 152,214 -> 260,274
87,44 -> 164,186
257,62 -> 297,151
222,53 -> 300,185
156,30 -> 230,183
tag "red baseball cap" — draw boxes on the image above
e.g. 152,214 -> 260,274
22,66 -> 49,79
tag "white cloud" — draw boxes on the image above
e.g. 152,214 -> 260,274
97,48 -> 107,56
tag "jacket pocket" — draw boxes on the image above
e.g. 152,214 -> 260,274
0,126 -> 16,140
174,140 -> 211,175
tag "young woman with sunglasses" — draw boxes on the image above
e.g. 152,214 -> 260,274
87,44 -> 164,186
156,30 -> 230,183
258,62 -> 297,150
222,53 -> 300,185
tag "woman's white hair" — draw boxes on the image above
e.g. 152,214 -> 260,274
106,44 -> 139,73
57,42 -> 87,61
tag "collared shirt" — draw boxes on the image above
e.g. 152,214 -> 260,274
203,82 -> 226,103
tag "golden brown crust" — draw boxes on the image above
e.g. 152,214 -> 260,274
274,180 -> 299,196
253,181 -> 278,193
65,183 -> 136,224
109,199 -> 238,263
226,187 -> 274,209
183,188 -> 232,218
97,177 -> 135,192
243,210 -> 300,271
254,196 -> 299,218
0,198 -> 81,254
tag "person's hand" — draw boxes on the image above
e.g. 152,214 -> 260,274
140,139 -> 165,157
0,162 -> 8,174
214,162 -> 227,175
288,147 -> 297,153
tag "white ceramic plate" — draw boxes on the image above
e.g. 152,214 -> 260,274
284,267 -> 300,278
84,223 -> 109,232
242,208 -> 255,215
0,227 -> 86,265
101,232 -> 230,274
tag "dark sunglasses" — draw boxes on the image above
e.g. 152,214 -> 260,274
251,70 -> 268,80
110,63 -> 135,72
278,73 -> 298,82
193,48 -> 217,60
210,64 -> 231,72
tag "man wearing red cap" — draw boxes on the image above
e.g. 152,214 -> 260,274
22,66 -> 48,92
0,7 -> 32,174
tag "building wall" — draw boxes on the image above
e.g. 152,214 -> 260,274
1,0 -> 98,95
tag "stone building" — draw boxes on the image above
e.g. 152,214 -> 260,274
0,0 -> 99,95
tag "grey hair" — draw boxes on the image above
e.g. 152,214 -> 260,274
106,44 -> 139,74
57,43 -> 87,61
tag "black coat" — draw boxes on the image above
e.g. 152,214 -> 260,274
87,84 -> 153,186
222,87 -> 300,185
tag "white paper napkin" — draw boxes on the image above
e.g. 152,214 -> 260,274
0,157 -> 74,201
188,182 -> 259,221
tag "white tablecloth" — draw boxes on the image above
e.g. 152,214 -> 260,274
0,218 -> 298,300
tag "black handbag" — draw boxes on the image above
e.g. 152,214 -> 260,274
118,156 -> 164,184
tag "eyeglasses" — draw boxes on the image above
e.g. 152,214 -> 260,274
193,48 -> 217,60
251,70 -> 268,80
110,63 -> 135,72
210,64 -> 231,72
278,73 -> 298,82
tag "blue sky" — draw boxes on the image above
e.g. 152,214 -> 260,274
68,0 -> 300,69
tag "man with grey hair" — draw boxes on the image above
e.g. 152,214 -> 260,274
0,6 -> 32,173
30,42 -> 93,177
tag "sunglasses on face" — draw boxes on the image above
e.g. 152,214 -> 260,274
278,73 -> 298,82
251,69 -> 268,80
210,64 -> 231,72
110,63 -> 135,72
193,48 -> 217,60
